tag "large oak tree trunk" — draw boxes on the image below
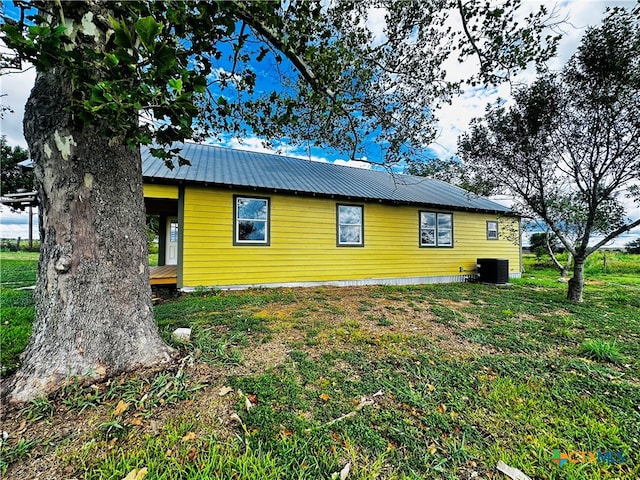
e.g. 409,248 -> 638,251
2,64 -> 174,403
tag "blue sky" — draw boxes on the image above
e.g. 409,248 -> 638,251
1,0 -> 638,245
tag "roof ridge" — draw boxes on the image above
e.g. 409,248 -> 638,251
142,142 -> 512,214
176,141 -> 397,176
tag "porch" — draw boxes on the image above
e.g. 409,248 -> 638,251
150,265 -> 177,286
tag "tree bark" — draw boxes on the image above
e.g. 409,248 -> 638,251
2,64 -> 174,403
567,257 -> 585,302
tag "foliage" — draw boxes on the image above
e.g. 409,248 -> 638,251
529,232 -> 562,253
405,156 -> 466,185
579,339 -> 625,364
626,237 -> 640,254
0,136 -> 32,202
146,215 -> 159,250
0,1 -> 560,167
529,231 -> 572,276
0,438 -> 37,475
458,7 -> 640,301
0,238 -> 40,252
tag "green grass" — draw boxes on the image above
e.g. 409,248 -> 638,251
579,339 -> 625,363
1,252 -> 639,479
0,252 -> 37,375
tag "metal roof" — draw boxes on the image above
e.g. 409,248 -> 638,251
142,142 -> 511,214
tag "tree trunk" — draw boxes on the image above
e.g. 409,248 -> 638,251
562,252 -> 573,278
2,65 -> 174,403
567,257 -> 585,302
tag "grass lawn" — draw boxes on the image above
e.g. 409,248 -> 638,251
1,251 -> 639,479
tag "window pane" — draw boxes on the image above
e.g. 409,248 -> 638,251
169,221 -> 179,242
437,213 -> 452,229
238,220 -> 266,241
421,212 -> 436,228
337,205 -> 363,246
438,229 -> 452,246
487,221 -> 498,239
339,205 -> 362,225
339,225 -> 361,244
237,198 -> 267,220
421,228 -> 436,246
235,197 -> 269,244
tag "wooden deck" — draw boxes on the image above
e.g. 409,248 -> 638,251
150,265 -> 177,285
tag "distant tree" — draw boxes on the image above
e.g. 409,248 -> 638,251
529,232 -> 560,253
626,237 -> 640,254
0,136 -> 32,203
529,230 -> 572,276
405,157 -> 465,185
146,215 -> 160,247
459,8 -> 640,302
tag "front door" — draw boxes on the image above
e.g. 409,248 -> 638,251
165,217 -> 179,266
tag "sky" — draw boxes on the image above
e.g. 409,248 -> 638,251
1,0 -> 638,246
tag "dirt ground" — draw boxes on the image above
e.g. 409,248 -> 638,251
1,286 -> 495,479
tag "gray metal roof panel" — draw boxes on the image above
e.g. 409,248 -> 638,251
141,142 -> 511,213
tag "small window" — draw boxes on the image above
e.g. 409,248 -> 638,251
169,221 -> 179,243
420,212 -> 453,247
337,204 -> 363,246
487,221 -> 499,240
234,196 -> 270,245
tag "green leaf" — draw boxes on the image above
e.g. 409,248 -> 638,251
110,18 -> 132,49
168,78 -> 183,94
154,44 -> 177,72
192,75 -> 207,94
27,25 -> 50,39
135,16 -> 162,51
104,53 -> 120,68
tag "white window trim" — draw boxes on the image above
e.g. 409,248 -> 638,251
487,220 -> 499,240
420,211 -> 453,248
337,204 -> 364,247
234,195 -> 270,245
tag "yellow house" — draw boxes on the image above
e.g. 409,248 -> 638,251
143,142 -> 521,290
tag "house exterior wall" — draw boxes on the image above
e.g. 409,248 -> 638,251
144,184 -> 179,199
178,185 -> 521,289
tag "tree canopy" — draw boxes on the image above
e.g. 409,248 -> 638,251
2,0 -> 560,166
459,7 -> 640,301
626,237 -> 640,254
0,136 -> 31,196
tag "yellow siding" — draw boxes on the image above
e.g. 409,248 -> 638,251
181,186 -> 521,288
144,184 -> 179,199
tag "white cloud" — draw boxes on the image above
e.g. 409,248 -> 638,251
0,62 -> 35,149
364,7 -> 388,46
212,135 -> 372,169
433,0 -> 637,158
333,158 -> 372,169
0,205 -> 39,240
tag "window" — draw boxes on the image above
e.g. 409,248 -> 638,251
169,221 -> 179,243
487,221 -> 499,240
337,204 -> 363,246
234,196 -> 270,245
420,212 -> 453,247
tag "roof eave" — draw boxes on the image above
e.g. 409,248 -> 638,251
143,176 -> 516,216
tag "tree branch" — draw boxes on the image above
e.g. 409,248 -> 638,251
456,0 -> 486,74
587,217 -> 640,254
